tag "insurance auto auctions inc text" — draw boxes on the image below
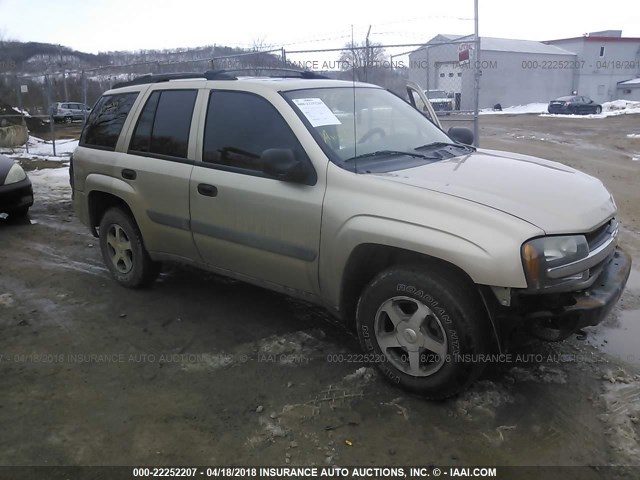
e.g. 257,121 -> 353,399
238,466 -> 497,477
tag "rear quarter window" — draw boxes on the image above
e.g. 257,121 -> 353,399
80,92 -> 139,150
129,89 -> 197,159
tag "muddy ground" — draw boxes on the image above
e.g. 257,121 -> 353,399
1,113 -> 639,478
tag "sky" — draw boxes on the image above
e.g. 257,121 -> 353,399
1,0 -> 640,57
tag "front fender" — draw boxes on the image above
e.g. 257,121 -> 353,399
320,214 -> 536,310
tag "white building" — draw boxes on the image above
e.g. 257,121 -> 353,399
409,35 -> 576,110
545,30 -> 640,104
617,78 -> 640,101
409,31 -> 640,109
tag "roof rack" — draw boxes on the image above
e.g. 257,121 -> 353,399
112,70 -> 237,89
111,68 -> 328,89
216,68 -> 328,79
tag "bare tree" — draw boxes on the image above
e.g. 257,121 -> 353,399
242,38 -> 279,73
338,40 -> 386,82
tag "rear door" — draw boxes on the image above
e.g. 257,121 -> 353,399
189,90 -> 323,293
116,86 -> 201,260
578,97 -> 590,114
71,103 -> 83,119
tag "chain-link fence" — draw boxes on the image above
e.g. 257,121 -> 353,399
0,21 -> 482,154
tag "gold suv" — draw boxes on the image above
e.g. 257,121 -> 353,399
72,71 -> 631,398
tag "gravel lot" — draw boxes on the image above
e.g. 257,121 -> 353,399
1,113 -> 639,478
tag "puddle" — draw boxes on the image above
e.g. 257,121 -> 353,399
588,310 -> 640,365
627,268 -> 640,291
584,269 -> 640,365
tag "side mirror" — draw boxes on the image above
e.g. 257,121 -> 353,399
448,126 -> 474,145
261,148 -> 305,182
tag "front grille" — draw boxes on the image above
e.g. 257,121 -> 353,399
585,218 -> 615,249
584,218 -> 618,284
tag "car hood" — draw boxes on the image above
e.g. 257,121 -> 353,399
370,148 -> 615,234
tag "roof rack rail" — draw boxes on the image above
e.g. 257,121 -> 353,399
216,68 -> 329,79
112,70 -> 236,89
111,68 -> 328,89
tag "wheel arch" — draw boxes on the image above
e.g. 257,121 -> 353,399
87,190 -> 136,237
338,243 -> 502,350
340,243 -> 475,319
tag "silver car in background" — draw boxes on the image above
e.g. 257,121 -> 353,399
50,102 -> 91,123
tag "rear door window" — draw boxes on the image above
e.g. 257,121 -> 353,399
129,89 -> 197,159
80,92 -> 139,150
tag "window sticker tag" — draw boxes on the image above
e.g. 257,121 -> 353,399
292,98 -> 342,127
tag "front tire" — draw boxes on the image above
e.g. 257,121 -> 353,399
356,265 -> 490,399
595,106 -> 602,114
99,207 -> 160,288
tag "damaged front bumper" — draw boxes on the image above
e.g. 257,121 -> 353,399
554,247 -> 632,329
494,248 -> 632,342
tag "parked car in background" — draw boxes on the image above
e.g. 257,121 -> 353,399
0,155 -> 33,218
50,102 -> 91,123
425,90 -> 454,112
548,95 -> 602,115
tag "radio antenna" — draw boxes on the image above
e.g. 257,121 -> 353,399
351,24 -> 358,172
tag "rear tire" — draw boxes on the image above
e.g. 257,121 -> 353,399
64,116 -> 72,124
595,106 -> 602,114
99,207 -> 160,288
356,265 -> 490,399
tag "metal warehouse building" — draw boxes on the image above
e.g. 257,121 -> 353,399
617,78 -> 640,101
546,31 -> 640,104
409,31 -> 640,109
409,35 -> 576,110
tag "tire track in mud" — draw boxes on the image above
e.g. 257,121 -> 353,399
600,377 -> 640,464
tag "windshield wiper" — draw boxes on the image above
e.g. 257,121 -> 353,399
344,150 -> 440,163
415,141 -> 475,151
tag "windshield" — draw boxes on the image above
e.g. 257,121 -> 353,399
427,90 -> 448,99
284,87 -> 452,164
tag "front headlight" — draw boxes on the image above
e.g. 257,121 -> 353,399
522,235 -> 589,289
4,163 -> 27,185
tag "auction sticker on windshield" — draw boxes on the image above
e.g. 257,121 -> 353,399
292,98 -> 341,127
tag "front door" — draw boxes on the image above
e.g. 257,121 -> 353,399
189,90 -> 324,294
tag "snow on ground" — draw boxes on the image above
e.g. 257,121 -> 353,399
628,133 -> 640,139
481,99 -> 640,118
11,107 -> 31,117
0,136 -> 78,161
28,165 -> 71,203
480,103 -> 549,115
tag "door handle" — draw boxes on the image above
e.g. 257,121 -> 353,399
197,183 -> 218,197
121,169 -> 136,180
